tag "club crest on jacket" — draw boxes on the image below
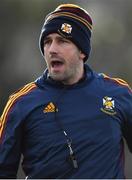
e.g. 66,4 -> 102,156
100,96 -> 116,115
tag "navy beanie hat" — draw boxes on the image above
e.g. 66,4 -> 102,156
39,4 -> 93,62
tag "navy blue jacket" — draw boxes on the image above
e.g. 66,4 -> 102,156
0,64 -> 132,178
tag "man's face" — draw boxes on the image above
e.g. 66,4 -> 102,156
43,33 -> 85,85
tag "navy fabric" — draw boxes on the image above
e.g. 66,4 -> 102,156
0,64 -> 132,178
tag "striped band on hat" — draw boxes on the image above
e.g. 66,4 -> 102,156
45,11 -> 92,32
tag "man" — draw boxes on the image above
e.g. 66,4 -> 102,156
0,4 -> 132,179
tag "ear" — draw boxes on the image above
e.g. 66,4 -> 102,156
79,51 -> 86,61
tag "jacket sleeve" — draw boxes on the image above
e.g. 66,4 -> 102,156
122,86 -> 132,152
0,82 -> 37,178
0,96 -> 23,178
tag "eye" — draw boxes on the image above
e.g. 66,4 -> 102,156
58,38 -> 71,44
44,38 -> 51,46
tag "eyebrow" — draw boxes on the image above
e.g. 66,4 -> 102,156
44,35 -> 69,41
44,36 -> 51,41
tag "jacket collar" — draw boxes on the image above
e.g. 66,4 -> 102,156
35,64 -> 94,89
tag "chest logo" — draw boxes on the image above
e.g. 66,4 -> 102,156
43,102 -> 58,113
100,96 -> 116,115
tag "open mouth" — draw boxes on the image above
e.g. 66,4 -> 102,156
51,61 -> 64,68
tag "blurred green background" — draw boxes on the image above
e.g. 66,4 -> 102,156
0,0 -> 132,178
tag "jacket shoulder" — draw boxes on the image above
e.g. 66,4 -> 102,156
97,73 -> 132,92
2,82 -> 37,117
0,82 -> 37,139
9,82 -> 37,100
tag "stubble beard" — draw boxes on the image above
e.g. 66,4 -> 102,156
49,69 -> 72,83
49,62 -> 82,85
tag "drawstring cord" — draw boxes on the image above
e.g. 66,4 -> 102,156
63,131 -> 78,168
54,92 -> 78,169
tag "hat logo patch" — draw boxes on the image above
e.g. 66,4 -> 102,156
100,96 -> 116,115
61,23 -> 72,34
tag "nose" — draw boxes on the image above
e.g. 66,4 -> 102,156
49,40 -> 58,54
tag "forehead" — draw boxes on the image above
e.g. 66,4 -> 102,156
45,33 -> 66,39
